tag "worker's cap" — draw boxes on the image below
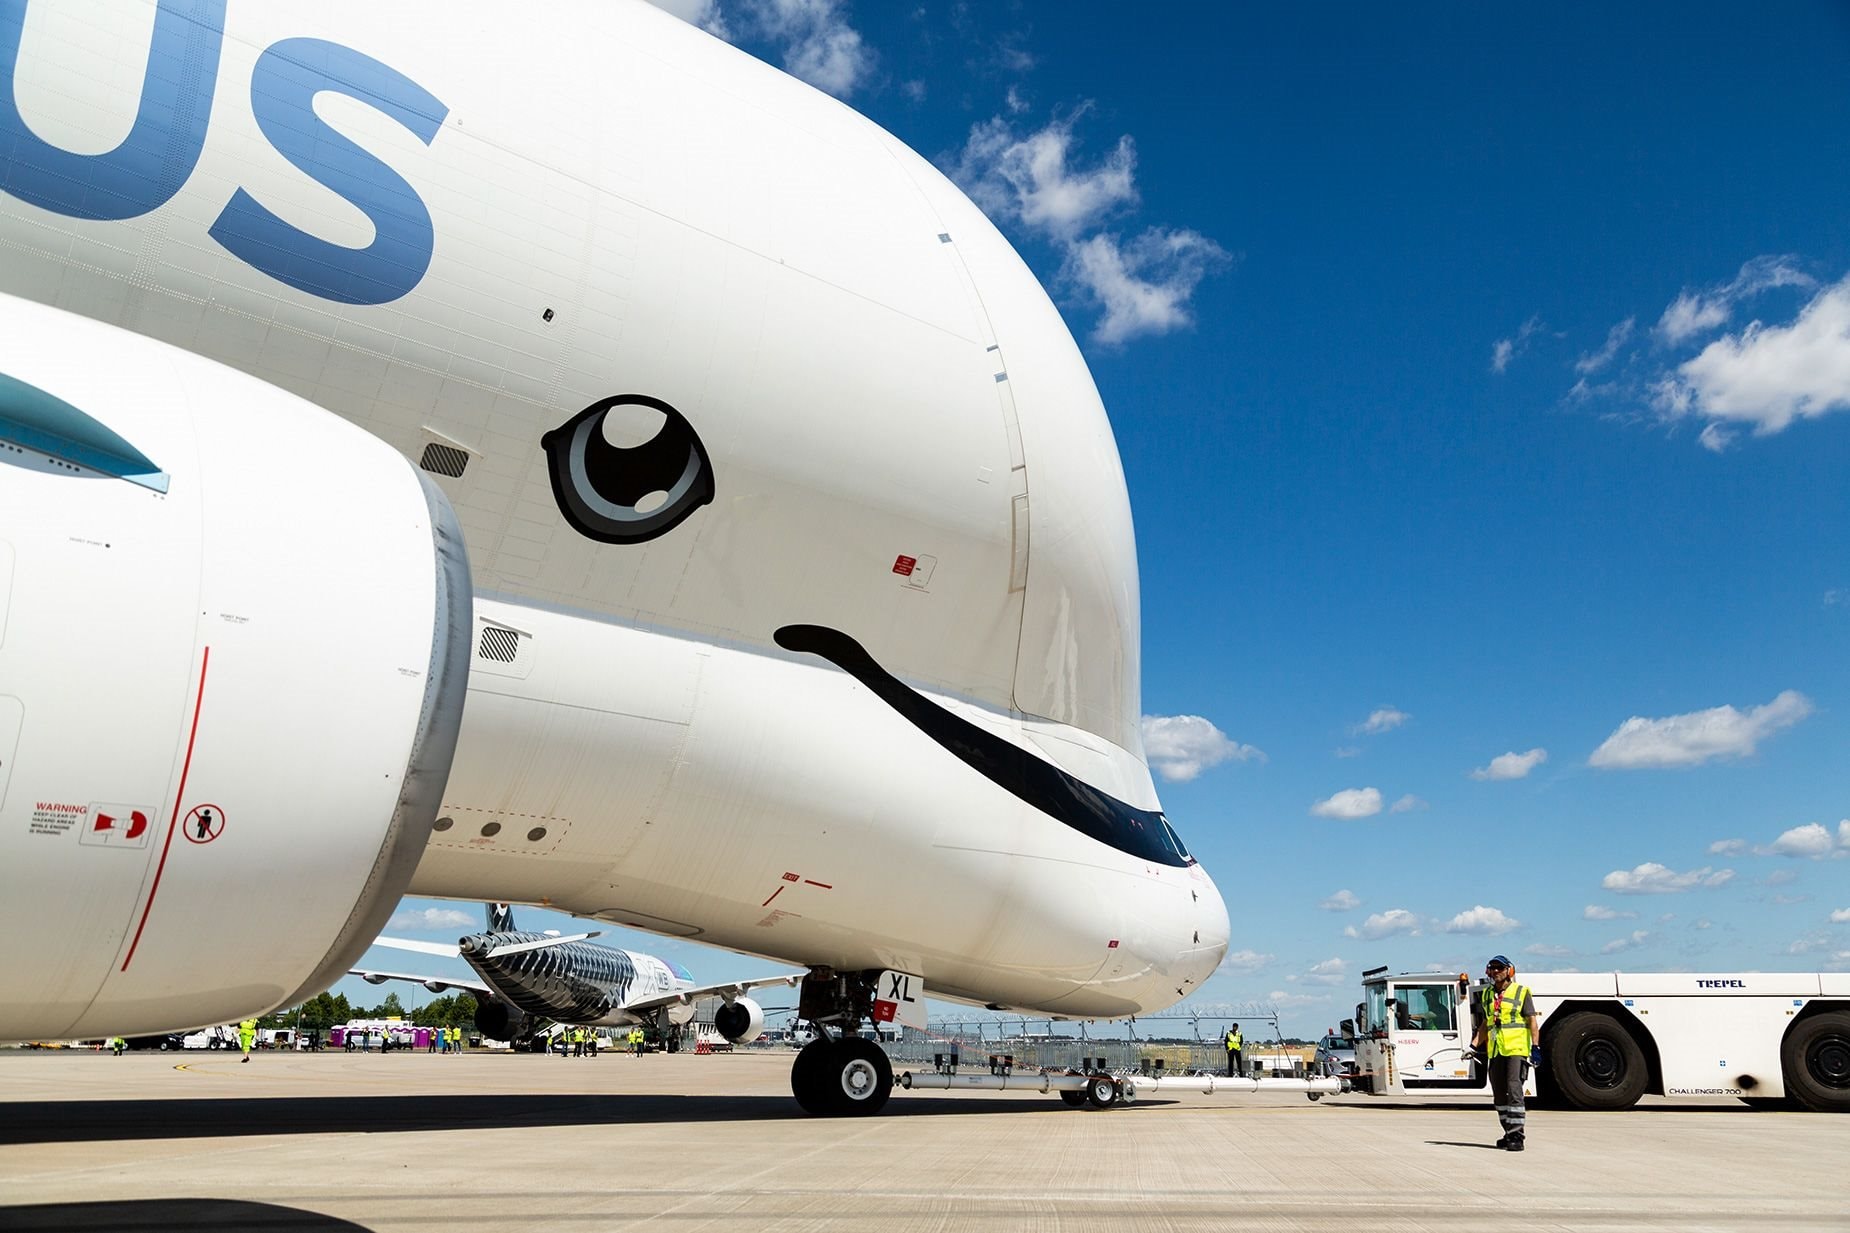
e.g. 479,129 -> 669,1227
1485,955 -> 1512,971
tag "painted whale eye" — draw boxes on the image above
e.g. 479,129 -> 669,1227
540,394 -> 714,544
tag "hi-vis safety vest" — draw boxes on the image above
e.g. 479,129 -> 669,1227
1480,983 -> 1533,1057
1226,1030 -> 1243,1051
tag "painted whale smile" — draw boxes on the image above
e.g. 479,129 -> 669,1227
774,624 -> 1192,868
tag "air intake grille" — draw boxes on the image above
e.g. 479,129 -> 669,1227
419,442 -> 469,478
479,626 -> 519,662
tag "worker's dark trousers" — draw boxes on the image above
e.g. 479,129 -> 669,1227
1488,1055 -> 1529,1140
1227,1049 -> 1242,1078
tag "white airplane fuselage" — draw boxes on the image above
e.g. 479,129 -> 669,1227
0,0 -> 1229,1042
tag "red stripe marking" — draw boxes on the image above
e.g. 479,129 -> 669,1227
760,885 -> 785,908
803,880 -> 833,889
122,647 -> 210,972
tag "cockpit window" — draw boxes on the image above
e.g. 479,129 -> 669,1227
1159,816 -> 1192,863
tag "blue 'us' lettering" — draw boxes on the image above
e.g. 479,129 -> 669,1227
0,0 -> 448,306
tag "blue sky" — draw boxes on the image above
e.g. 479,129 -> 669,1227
345,2 -> 1850,1036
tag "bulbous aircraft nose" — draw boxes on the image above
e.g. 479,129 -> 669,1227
1192,866 -> 1232,982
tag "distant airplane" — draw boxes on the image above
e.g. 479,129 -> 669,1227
351,904 -> 799,1049
0,0 -> 1230,1114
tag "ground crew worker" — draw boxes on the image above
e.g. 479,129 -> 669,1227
1224,1023 -> 1243,1077
110,1036 -> 126,1056
630,1026 -> 645,1057
1469,954 -> 1540,1151
238,1018 -> 257,1063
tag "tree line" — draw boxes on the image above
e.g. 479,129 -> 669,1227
262,991 -> 478,1031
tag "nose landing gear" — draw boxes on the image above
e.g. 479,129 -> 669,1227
791,1034 -> 894,1115
789,969 -> 895,1116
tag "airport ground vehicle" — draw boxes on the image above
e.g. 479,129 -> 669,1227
1348,968 -> 1850,1112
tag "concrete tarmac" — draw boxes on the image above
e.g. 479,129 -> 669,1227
1,1049 -> 1845,1232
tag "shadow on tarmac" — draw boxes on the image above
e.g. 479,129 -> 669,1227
1424,1139 -> 1508,1150
0,1198 -> 372,1232
1326,1099 -> 1762,1114
0,1091 -> 1062,1144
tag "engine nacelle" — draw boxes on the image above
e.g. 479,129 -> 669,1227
713,996 -> 766,1044
0,295 -> 470,1041
473,1000 -> 531,1044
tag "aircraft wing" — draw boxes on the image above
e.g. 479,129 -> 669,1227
621,971 -> 805,1015
369,935 -> 464,958
347,967 -> 495,998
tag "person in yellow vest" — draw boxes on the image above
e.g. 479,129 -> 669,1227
1224,1023 -> 1243,1077
630,1026 -> 645,1057
1469,955 -> 1540,1151
237,1018 -> 257,1063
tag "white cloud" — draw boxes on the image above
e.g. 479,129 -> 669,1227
1588,690 -> 1812,769
1354,706 -> 1410,735
1771,892 -> 1811,906
1344,908 -> 1422,940
1319,889 -> 1361,912
948,110 -> 1227,344
1298,958 -> 1349,987
951,108 -> 1138,240
1388,794 -> 1426,814
1491,314 -> 1544,374
1575,317 -> 1635,375
1470,748 -> 1547,781
1312,787 -> 1383,820
1760,821 -> 1848,859
387,907 -> 474,931
901,79 -> 926,104
1065,228 -> 1230,345
1263,989 -> 1334,1010
1601,862 -> 1735,894
1830,908 -> 1850,923
1653,255 -> 1816,345
1601,929 -> 1654,955
1708,838 -> 1747,856
1654,275 -> 1850,444
1141,714 -> 1264,782
735,0 -> 872,97
1525,943 -> 1575,958
1444,905 -> 1521,935
1583,905 -> 1638,920
1334,745 -> 1362,759
1220,948 -> 1274,973
1656,291 -> 1731,346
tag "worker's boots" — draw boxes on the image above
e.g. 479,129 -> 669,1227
1504,1133 -> 1524,1152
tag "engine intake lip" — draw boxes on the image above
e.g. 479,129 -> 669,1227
279,466 -> 473,1008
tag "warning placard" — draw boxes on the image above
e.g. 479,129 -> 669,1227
30,801 -> 87,838
81,802 -> 154,849
183,804 -> 225,844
